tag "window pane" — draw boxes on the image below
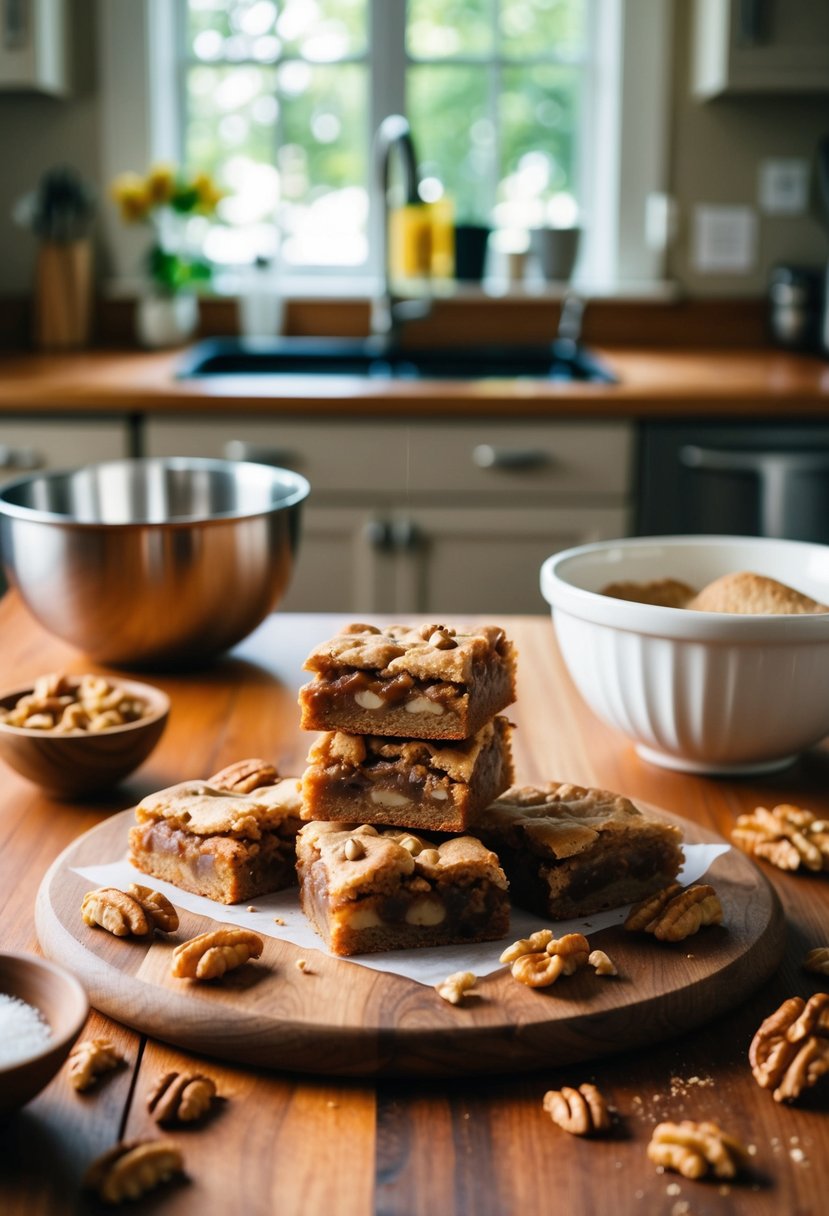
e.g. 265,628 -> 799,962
407,0 -> 494,59
185,65 -> 278,177
275,0 -> 367,61
186,0 -> 367,63
278,64 -> 368,265
499,0 -> 587,60
408,65 -> 492,224
497,65 -> 580,229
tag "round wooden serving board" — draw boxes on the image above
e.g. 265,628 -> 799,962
36,806 -> 784,1078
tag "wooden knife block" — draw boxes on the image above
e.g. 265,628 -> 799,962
34,240 -> 93,350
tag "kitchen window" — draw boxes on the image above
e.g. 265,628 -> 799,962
99,0 -> 673,290
177,0 -> 590,274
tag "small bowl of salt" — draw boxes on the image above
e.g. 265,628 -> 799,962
0,952 -> 88,1115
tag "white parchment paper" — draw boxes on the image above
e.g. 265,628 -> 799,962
74,844 -> 729,988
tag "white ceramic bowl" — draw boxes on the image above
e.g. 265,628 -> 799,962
540,535 -> 829,774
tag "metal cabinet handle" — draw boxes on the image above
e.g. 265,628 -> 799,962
0,444 -> 43,471
363,518 -> 421,552
224,440 -> 302,468
472,444 -> 552,471
390,518 -> 420,551
364,518 -> 393,551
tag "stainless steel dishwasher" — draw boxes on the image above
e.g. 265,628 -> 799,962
636,421 -> 829,542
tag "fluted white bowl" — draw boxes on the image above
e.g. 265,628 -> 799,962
540,536 -> 829,774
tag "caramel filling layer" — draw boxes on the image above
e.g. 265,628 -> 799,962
304,860 -> 501,936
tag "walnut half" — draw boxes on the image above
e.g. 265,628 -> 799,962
509,933 -> 590,989
749,993 -> 829,1103
208,757 -> 279,793
171,928 -> 264,981
147,1071 -> 217,1125
435,971 -> 477,1005
624,882 -> 723,942
83,1139 -> 183,1204
543,1084 -> 611,1136
68,1038 -> 124,1092
81,884 -> 179,938
647,1120 -> 749,1180
732,804 -> 829,873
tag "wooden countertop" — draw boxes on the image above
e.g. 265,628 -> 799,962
0,347 -> 828,418
3,597 -> 828,1216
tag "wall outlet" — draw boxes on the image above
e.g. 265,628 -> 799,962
758,159 -> 810,216
692,205 -> 757,275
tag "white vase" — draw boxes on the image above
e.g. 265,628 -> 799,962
135,292 -> 199,349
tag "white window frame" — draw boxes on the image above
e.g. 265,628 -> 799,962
98,0 -> 674,296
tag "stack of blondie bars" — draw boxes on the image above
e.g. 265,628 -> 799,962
295,622 -> 518,955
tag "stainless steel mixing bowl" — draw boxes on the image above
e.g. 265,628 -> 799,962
0,457 -> 309,667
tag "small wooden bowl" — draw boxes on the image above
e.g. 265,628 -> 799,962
0,952 -> 89,1115
0,677 -> 169,797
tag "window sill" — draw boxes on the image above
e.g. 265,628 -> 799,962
105,273 -> 684,306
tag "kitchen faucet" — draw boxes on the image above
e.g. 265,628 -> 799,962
370,114 -> 432,344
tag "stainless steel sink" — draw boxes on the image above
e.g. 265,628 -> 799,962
177,337 -> 617,383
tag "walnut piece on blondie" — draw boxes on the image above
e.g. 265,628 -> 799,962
469,782 -> 683,920
300,716 -> 513,832
298,622 -> 516,740
128,769 -> 302,905
296,821 -> 510,956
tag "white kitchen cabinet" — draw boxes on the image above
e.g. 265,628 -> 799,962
0,418 -> 130,487
692,0 -> 829,97
144,416 -> 633,614
380,505 -> 630,615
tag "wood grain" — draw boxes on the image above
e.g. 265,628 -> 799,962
3,598 -> 829,1215
37,797 -> 783,1078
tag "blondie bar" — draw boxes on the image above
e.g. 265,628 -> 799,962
299,622 -> 516,740
470,782 -> 683,920
128,760 -> 302,904
301,716 -> 513,832
296,821 -> 510,956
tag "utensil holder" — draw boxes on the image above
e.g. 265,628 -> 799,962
34,240 -> 93,351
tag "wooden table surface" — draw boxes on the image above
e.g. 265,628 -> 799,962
1,596 -> 828,1216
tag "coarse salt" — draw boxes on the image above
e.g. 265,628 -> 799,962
0,992 -> 52,1066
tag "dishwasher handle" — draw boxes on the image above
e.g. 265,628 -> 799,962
679,445 -> 829,539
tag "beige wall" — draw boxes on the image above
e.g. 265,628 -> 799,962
667,1 -> 829,296
0,0 -> 101,298
0,2 -> 826,301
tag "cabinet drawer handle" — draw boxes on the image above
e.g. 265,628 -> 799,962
0,444 -> 43,471
472,444 -> 551,471
224,440 -> 302,469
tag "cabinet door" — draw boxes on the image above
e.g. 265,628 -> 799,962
0,419 -> 129,487
694,0 -> 829,96
388,505 -> 631,615
280,506 -> 397,614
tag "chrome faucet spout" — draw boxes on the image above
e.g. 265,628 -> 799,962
371,114 -> 430,343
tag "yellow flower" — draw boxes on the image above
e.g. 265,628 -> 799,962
110,172 -> 151,223
146,162 -> 177,206
191,172 -> 224,215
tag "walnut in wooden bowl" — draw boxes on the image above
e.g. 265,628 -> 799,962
0,673 -> 169,797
